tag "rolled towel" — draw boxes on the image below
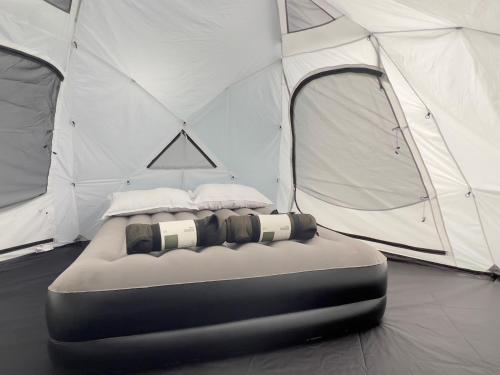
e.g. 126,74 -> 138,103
226,213 -> 316,244
126,214 -> 226,254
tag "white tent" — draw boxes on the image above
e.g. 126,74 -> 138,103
1,0 -> 499,273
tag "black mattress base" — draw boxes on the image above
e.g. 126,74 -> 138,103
47,263 -> 387,342
49,296 -> 386,371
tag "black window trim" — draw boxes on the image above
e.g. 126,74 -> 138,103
290,65 -> 384,195
147,130 -> 217,169
285,0 -> 336,34
0,44 -> 64,81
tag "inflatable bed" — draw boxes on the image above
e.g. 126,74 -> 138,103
46,189 -> 387,365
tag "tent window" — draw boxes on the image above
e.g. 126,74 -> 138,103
0,46 -> 62,209
291,67 -> 427,210
286,0 -> 334,33
147,130 -> 216,170
43,0 -> 72,13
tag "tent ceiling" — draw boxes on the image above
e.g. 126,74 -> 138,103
75,0 -> 281,120
326,0 -> 500,34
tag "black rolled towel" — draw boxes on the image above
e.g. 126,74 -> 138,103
225,215 -> 260,244
126,214 -> 226,254
226,213 -> 316,244
289,213 -> 317,240
195,214 -> 227,248
125,223 -> 155,254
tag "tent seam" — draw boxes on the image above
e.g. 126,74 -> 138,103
281,69 -> 294,211
284,35 -> 367,58
48,0 -> 82,243
456,31 -> 498,267
370,37 -> 449,254
0,9 -> 68,44
435,295 -> 491,366
357,333 -> 369,374
74,44 -> 186,124
372,40 -> 450,254
187,59 -> 281,124
374,26 -> 459,35
375,38 -> 475,266
373,26 -> 500,39
376,38 -> 495,269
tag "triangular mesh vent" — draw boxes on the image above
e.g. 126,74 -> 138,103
147,130 -> 216,170
286,0 -> 334,33
43,0 -> 72,13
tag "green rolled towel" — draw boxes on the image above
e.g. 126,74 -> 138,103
126,214 -> 226,254
226,213 -> 316,244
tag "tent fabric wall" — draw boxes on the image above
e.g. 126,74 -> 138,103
376,36 -> 495,271
283,53 -> 448,258
327,0 -> 500,34
280,39 -> 448,257
0,0 -> 76,252
377,29 -> 500,269
0,0 -> 498,273
277,0 -> 500,272
0,0 -> 74,72
60,0 -> 282,239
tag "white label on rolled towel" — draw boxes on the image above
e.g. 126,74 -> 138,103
158,220 -> 197,250
258,214 -> 291,242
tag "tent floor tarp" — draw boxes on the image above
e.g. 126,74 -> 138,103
1,244 -> 499,375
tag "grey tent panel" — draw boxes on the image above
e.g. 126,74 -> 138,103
148,130 -> 216,170
0,47 -> 62,209
286,0 -> 334,33
43,0 -> 72,13
291,67 -> 427,210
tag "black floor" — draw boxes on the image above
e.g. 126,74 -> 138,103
1,243 -> 499,375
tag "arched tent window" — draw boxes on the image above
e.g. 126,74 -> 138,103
285,0 -> 335,33
0,46 -> 62,208
291,66 -> 428,211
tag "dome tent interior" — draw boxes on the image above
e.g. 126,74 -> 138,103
0,1 -> 500,374
2,0 -> 500,273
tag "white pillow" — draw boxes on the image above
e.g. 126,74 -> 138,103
102,187 -> 196,218
193,184 -> 273,210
